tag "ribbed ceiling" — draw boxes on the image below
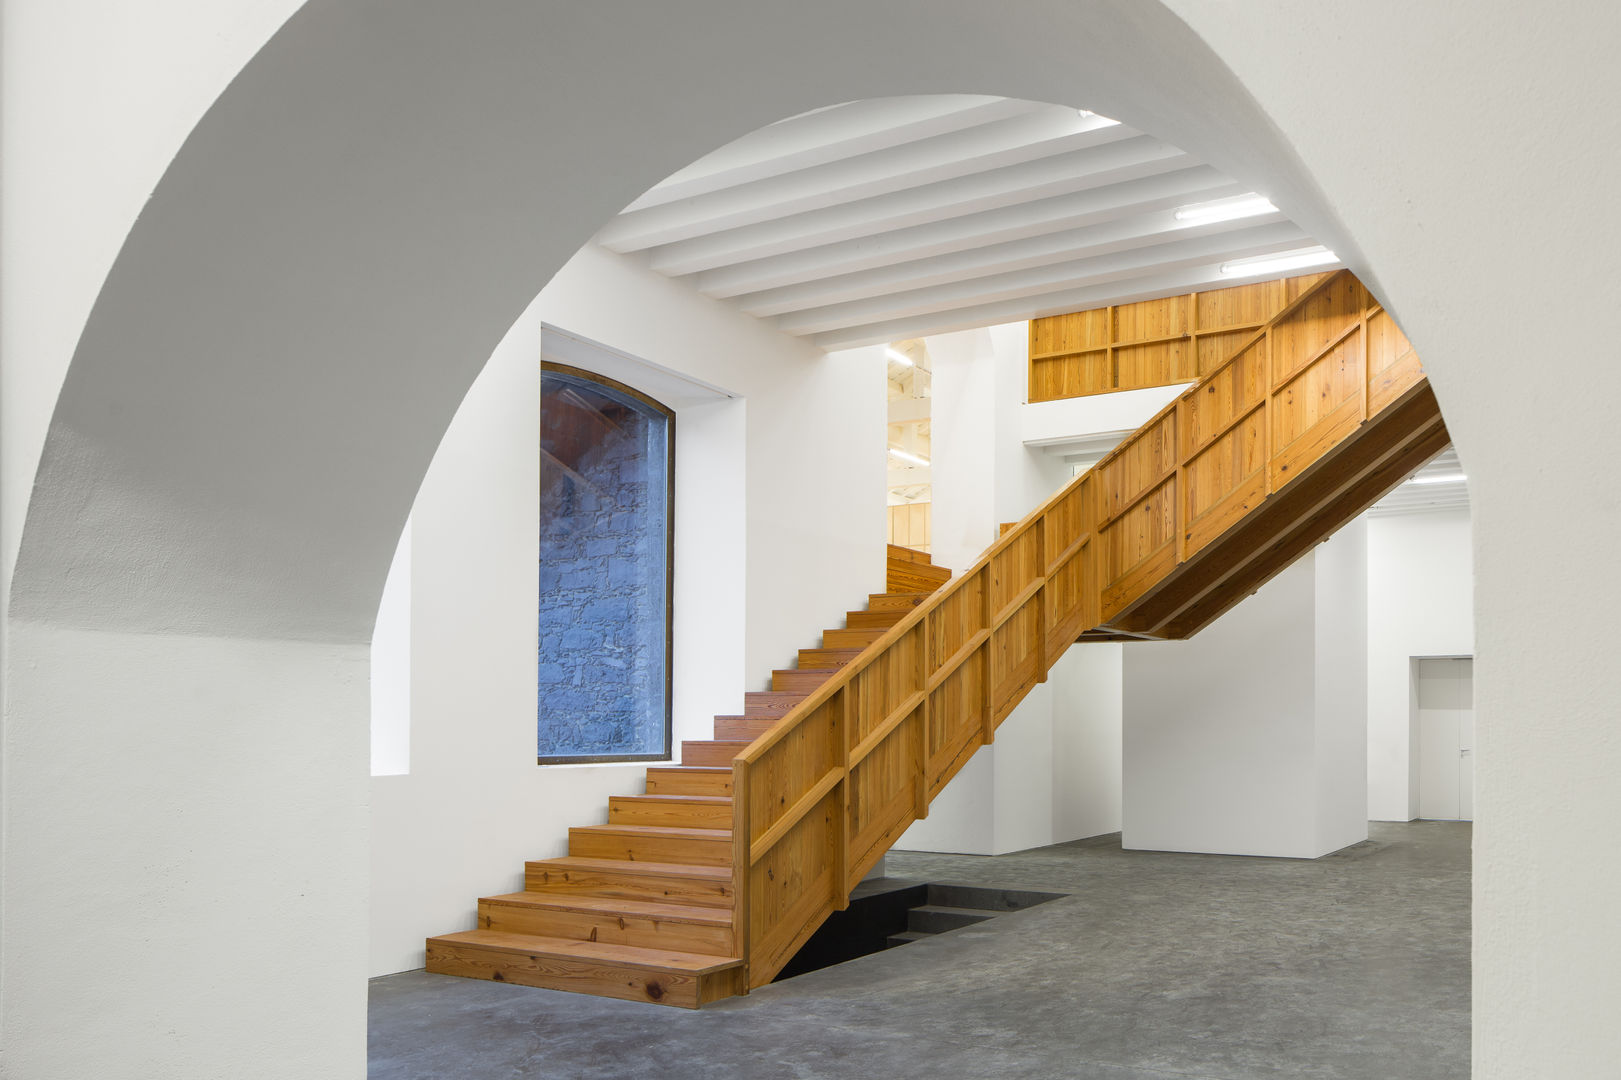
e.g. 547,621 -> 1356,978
597,96 -> 1342,350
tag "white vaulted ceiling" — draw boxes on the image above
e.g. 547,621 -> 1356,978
596,96 -> 1342,350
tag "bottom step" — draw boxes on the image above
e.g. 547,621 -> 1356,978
426,929 -> 743,1009
885,930 -> 933,948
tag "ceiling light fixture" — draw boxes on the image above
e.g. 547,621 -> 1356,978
888,448 -> 930,467
1409,473 -> 1467,486
885,347 -> 915,367
1219,247 -> 1339,277
1174,195 -> 1278,225
1076,109 -> 1122,128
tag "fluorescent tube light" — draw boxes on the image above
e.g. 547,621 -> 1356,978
888,448 -> 930,467
1219,247 -> 1338,277
885,347 -> 915,367
1175,195 -> 1277,225
1409,473 -> 1467,485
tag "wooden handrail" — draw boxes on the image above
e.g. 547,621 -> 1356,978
730,268 -> 1432,990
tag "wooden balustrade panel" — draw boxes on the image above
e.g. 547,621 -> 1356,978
1181,338 -> 1268,457
1270,324 -> 1364,486
746,697 -> 841,843
746,790 -> 838,987
1028,273 -> 1329,401
990,599 -> 1043,724
1366,308 -> 1423,414
1097,411 -> 1176,524
989,528 -> 1043,617
847,708 -> 922,884
1043,539 -> 1092,664
927,570 -> 986,673
1040,477 -> 1091,570
847,630 -> 922,749
925,653 -> 985,796
1182,409 -> 1267,559
1270,273 -> 1368,386
1100,475 -> 1177,620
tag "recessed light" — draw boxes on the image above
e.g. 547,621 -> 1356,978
1409,473 -> 1467,486
1175,195 -> 1278,225
1219,247 -> 1339,277
888,448 -> 930,467
885,347 -> 915,367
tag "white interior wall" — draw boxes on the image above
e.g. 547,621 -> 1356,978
368,244 -> 882,976
1123,525 -> 1369,858
369,519 -> 411,777
899,322 -> 1124,855
1366,508 -> 1474,820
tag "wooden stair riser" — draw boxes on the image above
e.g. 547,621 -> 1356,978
885,543 -> 935,565
569,825 -> 732,866
771,668 -> 838,693
525,860 -> 732,908
821,627 -> 885,649
739,691 -> 806,717
477,899 -> 734,955
797,647 -> 863,669
644,767 -> 732,797
713,715 -> 778,741
609,794 -> 732,829
681,740 -> 750,767
425,934 -> 741,1009
844,609 -> 906,630
867,591 -> 932,613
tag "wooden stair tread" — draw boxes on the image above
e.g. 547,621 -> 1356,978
571,823 -> 731,841
483,891 -> 733,926
527,856 -> 732,881
646,765 -> 729,775
429,929 -> 742,974
613,793 -> 732,805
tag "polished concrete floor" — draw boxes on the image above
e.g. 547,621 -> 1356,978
369,821 -> 1470,1080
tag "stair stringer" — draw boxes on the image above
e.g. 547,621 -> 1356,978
730,269 -> 1447,990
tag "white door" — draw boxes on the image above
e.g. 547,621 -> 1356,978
1416,657 -> 1474,821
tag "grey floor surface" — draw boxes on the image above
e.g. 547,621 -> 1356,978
369,821 -> 1470,1080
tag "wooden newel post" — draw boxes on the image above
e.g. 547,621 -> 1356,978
730,756 -> 751,990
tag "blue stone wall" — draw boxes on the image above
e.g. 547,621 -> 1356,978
538,374 -> 670,760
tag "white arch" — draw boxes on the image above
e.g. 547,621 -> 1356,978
4,2 -> 1619,1078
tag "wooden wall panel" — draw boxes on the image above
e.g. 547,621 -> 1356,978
1028,272 -> 1329,401
989,528 -> 1041,617
1098,412 -> 1176,523
847,713 -> 918,867
1182,339 -> 1267,456
1271,330 -> 1363,482
1271,274 -> 1367,385
926,654 -> 983,771
886,502 -> 930,553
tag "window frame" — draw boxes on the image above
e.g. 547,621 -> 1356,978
536,360 -> 676,766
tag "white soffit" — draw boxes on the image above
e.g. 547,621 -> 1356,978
596,96 -> 1342,350
1368,447 -> 1470,517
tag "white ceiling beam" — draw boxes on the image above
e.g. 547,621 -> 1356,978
600,109 -> 1140,253
622,96 -> 1029,211
647,137 -> 1191,276
735,205 -> 1284,317
694,165 -> 1237,298
778,221 -> 1312,335
808,247 -> 1346,350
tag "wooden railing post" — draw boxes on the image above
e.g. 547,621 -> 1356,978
1034,519 -> 1049,683
832,687 -> 850,910
916,612 -> 931,818
731,757 -> 751,987
979,567 -> 996,745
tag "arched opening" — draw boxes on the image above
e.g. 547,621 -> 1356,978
8,3 -> 1617,1079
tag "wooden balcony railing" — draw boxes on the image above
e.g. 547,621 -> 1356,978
731,269 -> 1434,989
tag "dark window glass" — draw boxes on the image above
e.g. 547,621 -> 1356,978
537,365 -> 672,763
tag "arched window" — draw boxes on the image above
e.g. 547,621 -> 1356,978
537,363 -> 673,763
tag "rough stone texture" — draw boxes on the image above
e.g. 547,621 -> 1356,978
369,821 -> 1469,1079
537,373 -> 670,760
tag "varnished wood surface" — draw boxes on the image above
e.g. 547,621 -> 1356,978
730,268 -> 1442,992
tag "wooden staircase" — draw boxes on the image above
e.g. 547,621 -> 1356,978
425,563 -> 951,1008
429,269 -> 1446,1006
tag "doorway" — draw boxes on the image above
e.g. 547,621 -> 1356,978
1414,657 -> 1475,821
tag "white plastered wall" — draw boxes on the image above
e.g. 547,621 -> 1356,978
1366,508 -> 1475,821
369,244 -> 882,976
1123,525 -> 1369,858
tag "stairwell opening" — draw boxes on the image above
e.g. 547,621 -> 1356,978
772,879 -> 1065,982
